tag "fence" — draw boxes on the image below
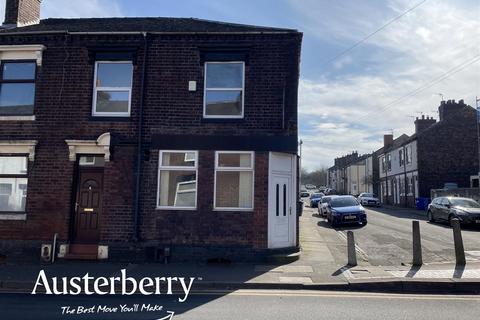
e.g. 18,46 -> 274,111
430,188 -> 480,202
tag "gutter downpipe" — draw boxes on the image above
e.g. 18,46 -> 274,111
133,32 -> 148,242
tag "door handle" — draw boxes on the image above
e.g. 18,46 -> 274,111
75,202 -> 79,212
289,207 -> 292,215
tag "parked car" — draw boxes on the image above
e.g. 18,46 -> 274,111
427,197 -> 480,226
357,193 -> 380,207
299,191 -> 310,203
318,195 -> 337,217
326,195 -> 367,227
308,192 -> 324,208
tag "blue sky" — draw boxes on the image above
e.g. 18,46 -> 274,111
1,0 -> 479,170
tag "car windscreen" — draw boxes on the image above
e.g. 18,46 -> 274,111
330,197 -> 359,208
450,198 -> 480,208
311,193 -> 323,199
321,197 -> 332,203
362,193 -> 374,197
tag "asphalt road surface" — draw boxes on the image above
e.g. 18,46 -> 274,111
309,205 -> 480,266
0,290 -> 479,320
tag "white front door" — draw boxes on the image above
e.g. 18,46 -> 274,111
268,153 -> 296,249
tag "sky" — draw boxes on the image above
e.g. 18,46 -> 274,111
1,0 -> 479,171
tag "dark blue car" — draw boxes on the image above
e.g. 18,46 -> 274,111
326,195 -> 367,227
308,193 -> 324,208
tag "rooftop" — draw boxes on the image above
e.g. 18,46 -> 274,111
0,17 -> 299,34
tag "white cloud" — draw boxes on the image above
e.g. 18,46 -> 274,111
296,0 -> 480,171
0,0 -> 123,21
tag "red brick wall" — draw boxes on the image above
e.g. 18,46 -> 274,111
0,32 -> 300,250
140,151 -> 269,249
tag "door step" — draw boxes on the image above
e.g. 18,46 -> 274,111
64,244 -> 98,260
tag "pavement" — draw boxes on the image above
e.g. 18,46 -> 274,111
1,206 -> 480,294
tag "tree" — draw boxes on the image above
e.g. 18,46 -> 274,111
301,167 -> 328,187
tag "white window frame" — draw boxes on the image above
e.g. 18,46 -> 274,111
156,150 -> 198,210
203,61 -> 245,119
92,61 -> 133,117
214,151 -> 254,211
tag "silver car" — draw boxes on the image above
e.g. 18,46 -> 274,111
318,195 -> 337,217
358,193 -> 380,207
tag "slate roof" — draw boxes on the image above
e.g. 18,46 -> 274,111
0,17 -> 298,34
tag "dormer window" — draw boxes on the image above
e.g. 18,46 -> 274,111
0,61 -> 36,115
204,62 -> 244,118
92,61 -> 133,117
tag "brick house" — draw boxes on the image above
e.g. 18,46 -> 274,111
377,99 -> 479,207
0,0 -> 302,262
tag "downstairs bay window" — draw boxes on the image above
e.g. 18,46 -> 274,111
0,156 -> 28,212
214,151 -> 254,210
157,151 -> 198,209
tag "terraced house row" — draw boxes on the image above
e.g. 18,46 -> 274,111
0,0 -> 302,262
328,99 -> 479,208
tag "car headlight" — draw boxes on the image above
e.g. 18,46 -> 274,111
455,209 -> 469,216
331,210 -> 339,215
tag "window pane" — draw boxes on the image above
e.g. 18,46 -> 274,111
95,90 -> 129,113
158,170 -> 196,207
161,152 -> 196,167
96,62 -> 133,87
215,171 -> 253,208
206,63 -> 243,88
218,153 -> 252,168
0,157 -> 28,175
3,62 -> 35,80
0,83 -> 35,115
0,178 -> 27,212
205,90 -> 242,116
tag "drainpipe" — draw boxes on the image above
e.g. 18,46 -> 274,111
133,32 -> 148,242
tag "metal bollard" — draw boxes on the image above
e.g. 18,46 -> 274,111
451,219 -> 466,265
412,220 -> 422,266
347,231 -> 357,266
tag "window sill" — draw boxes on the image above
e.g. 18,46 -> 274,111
201,118 -> 245,124
0,115 -> 35,121
213,208 -> 254,212
89,116 -> 132,122
0,213 -> 26,220
156,207 -> 197,211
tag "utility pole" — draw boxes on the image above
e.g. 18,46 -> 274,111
299,139 -> 303,185
476,97 -> 480,188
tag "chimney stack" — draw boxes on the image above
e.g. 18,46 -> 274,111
3,0 -> 41,27
438,99 -> 466,122
414,115 -> 436,134
383,134 -> 393,148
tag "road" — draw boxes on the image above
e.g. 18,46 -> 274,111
308,205 -> 480,266
0,290 -> 479,320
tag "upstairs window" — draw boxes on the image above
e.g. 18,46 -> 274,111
386,154 -> 392,171
92,61 -> 133,117
399,149 -> 404,167
204,62 -> 244,118
406,146 -> 412,164
0,61 -> 36,115
0,156 -> 28,212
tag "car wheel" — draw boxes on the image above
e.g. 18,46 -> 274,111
427,210 -> 435,222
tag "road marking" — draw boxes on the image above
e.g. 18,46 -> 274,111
191,289 -> 480,301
